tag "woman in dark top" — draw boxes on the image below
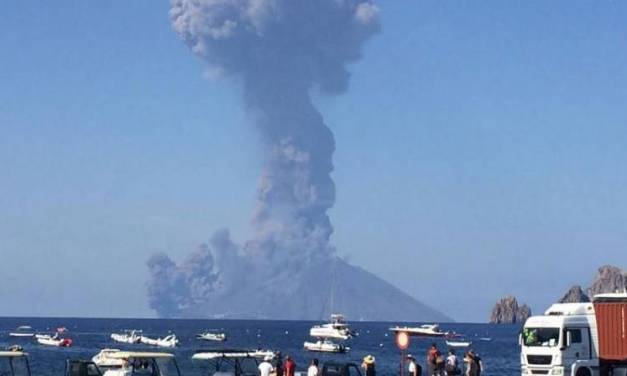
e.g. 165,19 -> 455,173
362,355 -> 376,376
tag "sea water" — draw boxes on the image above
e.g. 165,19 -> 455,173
0,318 -> 522,376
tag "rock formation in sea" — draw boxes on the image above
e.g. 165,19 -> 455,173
558,285 -> 590,303
587,265 -> 627,297
490,295 -> 532,324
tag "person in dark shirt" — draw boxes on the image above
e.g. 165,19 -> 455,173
362,355 -> 376,376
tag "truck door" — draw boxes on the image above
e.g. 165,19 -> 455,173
564,328 -> 591,364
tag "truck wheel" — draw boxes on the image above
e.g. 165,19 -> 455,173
576,367 -> 591,376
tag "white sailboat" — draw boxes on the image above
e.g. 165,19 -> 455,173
309,314 -> 355,340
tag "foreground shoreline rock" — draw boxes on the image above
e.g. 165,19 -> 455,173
490,295 -> 531,324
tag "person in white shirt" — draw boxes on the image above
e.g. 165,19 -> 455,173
259,356 -> 275,376
307,359 -> 320,376
446,349 -> 459,375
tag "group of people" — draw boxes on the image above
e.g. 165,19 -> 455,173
405,344 -> 484,376
257,354 -> 377,376
256,344 -> 483,376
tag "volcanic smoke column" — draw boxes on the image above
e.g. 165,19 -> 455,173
170,0 -> 379,262
147,0 -> 380,318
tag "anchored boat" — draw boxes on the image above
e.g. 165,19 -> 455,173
310,314 -> 355,340
389,324 -> 447,337
196,331 -> 227,342
36,334 -> 72,347
9,326 -> 35,338
191,349 -> 275,376
140,334 -> 178,348
304,339 -> 350,353
111,330 -> 142,344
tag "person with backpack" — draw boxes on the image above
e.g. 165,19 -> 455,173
407,355 -> 422,376
445,349 -> 460,376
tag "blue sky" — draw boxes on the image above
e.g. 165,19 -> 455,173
1,1 -> 626,322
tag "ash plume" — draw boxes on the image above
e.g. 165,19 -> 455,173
147,0 -> 384,319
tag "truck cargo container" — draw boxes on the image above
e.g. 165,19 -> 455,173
520,293 -> 627,376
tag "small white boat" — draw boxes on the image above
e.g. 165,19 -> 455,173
140,334 -> 178,348
92,349 -> 125,368
389,324 -> 447,337
196,332 -> 226,342
111,330 -> 142,344
36,334 -> 72,347
304,339 -> 349,353
309,314 -> 355,340
446,339 -> 472,348
9,326 -> 35,338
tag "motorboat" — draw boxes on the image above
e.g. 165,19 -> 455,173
309,314 -> 355,340
196,331 -> 227,342
389,324 -> 447,337
36,334 -> 72,347
92,349 -> 125,368
304,339 -> 349,353
9,326 -> 35,338
111,330 -> 142,344
191,349 -> 275,376
445,339 -> 472,348
140,334 -> 178,348
0,350 -> 31,376
98,351 -> 181,376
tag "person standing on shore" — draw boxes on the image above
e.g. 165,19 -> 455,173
427,343 -> 442,376
407,355 -> 422,376
362,355 -> 376,376
307,359 -> 319,376
464,353 -> 477,376
259,356 -> 274,376
284,356 -> 296,376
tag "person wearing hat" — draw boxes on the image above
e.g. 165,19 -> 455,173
407,354 -> 422,376
259,355 -> 275,376
283,355 -> 296,376
362,355 -> 376,376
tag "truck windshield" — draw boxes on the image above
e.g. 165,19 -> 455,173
523,327 -> 560,347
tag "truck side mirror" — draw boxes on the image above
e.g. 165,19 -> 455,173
518,333 -> 523,346
566,331 -> 572,347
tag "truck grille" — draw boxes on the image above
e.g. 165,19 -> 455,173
527,355 -> 552,365
531,371 -> 549,375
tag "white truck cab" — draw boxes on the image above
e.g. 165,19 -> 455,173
521,295 -> 627,376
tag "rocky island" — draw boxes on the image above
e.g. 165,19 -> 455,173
490,295 -> 532,324
558,265 -> 626,303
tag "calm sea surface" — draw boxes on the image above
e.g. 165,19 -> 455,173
0,318 -> 522,376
